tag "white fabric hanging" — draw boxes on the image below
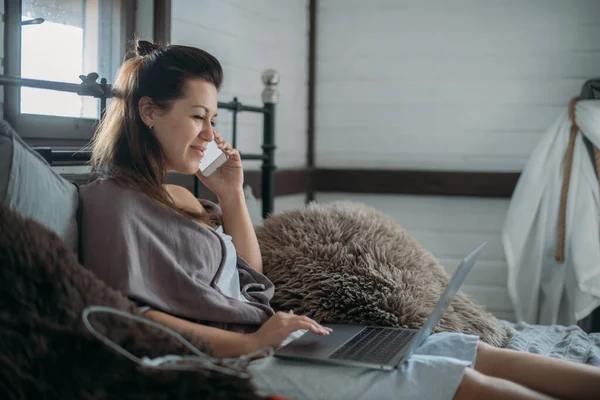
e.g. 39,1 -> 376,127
503,100 -> 600,326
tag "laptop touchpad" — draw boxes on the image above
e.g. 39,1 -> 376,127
276,324 -> 363,359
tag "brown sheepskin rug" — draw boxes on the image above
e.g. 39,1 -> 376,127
257,201 -> 508,347
0,204 -> 264,400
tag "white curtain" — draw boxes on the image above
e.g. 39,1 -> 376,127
503,100 -> 600,325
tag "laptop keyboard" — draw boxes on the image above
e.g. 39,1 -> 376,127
329,327 -> 416,364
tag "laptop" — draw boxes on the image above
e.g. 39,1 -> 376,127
274,241 -> 487,370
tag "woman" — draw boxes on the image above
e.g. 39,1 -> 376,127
80,40 -> 600,400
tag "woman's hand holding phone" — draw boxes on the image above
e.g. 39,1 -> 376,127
195,131 -> 244,198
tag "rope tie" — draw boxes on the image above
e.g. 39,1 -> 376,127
556,97 -> 580,261
594,146 -> 600,184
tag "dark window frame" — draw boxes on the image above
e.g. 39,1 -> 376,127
153,0 -> 170,44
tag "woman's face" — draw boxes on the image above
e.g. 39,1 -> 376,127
147,79 -> 219,175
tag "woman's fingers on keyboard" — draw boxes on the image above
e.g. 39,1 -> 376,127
284,311 -> 333,334
303,318 -> 331,335
296,319 -> 329,335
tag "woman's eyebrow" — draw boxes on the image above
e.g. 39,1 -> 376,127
192,104 -> 217,117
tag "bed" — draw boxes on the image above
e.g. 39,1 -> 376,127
2,71 -> 600,347
1,68 -> 599,400
501,321 -> 600,366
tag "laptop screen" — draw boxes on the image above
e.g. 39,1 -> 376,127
399,241 -> 487,364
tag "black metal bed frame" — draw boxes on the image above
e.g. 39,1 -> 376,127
0,70 -> 280,218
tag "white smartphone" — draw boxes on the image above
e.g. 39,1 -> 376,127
199,140 -> 229,177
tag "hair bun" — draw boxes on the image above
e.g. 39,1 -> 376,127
136,40 -> 161,57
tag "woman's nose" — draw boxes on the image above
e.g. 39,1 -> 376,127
199,126 -> 215,141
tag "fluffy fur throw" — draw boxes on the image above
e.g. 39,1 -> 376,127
256,201 -> 508,347
0,204 -> 263,400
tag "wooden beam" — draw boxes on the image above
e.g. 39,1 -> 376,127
153,0 -> 171,44
62,169 -> 520,199
170,169 -> 312,202
306,0 -> 317,202
313,169 -> 520,198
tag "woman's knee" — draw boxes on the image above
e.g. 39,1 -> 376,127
476,341 -> 494,359
455,366 -> 552,400
474,341 -> 497,375
454,367 -> 514,400
453,343 -> 498,400
453,368 -> 485,400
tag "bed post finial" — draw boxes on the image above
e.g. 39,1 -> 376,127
261,69 -> 280,104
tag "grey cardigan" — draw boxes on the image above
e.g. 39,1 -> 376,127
79,178 -> 275,332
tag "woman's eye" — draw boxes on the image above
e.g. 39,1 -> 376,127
194,115 -> 216,127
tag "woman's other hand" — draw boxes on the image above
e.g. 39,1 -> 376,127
247,311 -> 333,351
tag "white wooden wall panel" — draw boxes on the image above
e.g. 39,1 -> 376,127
315,0 -> 600,172
171,0 -> 308,169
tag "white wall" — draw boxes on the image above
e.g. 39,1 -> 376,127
135,0 -> 154,42
316,0 -> 600,172
171,0 -> 309,171
314,0 -> 600,321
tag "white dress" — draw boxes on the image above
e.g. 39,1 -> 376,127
212,226 -> 250,303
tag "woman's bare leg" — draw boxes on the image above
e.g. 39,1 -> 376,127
475,342 -> 600,400
453,368 -> 557,400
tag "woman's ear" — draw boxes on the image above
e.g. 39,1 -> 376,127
138,96 -> 156,129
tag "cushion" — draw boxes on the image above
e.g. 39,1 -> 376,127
0,203 -> 264,399
0,120 -> 79,255
256,201 -> 508,347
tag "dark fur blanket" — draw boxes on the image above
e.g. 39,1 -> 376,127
0,204 -> 263,400
256,201 -> 508,347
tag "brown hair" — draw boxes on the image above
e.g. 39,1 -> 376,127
89,40 -> 223,224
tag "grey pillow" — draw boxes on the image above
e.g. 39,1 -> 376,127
0,121 -> 79,256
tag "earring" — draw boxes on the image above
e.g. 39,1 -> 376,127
148,125 -> 153,130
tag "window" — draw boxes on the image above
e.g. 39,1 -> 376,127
22,0 -> 104,119
4,0 -> 136,147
